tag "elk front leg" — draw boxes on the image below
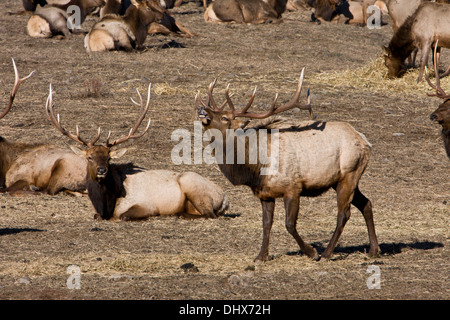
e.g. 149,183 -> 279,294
255,198 -> 275,262
284,195 -> 319,260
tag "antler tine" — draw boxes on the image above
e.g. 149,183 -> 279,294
207,79 -> 220,110
232,68 -> 313,120
0,58 -> 35,120
45,84 -> 98,147
107,82 -> 152,147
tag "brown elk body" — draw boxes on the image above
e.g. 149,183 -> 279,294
196,69 -> 379,261
204,0 -> 287,24
424,45 -> 450,158
99,0 -> 195,38
27,0 -> 105,38
310,0 -> 386,25
0,60 -> 87,195
46,83 -> 229,220
84,0 -> 165,52
382,2 -> 450,82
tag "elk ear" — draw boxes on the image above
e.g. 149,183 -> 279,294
110,148 -> 128,159
70,146 -> 87,157
382,45 -> 390,56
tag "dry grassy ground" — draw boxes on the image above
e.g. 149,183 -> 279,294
0,1 -> 448,301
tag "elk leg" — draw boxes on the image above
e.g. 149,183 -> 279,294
284,195 -> 319,260
351,187 -> 380,257
322,180 -> 355,258
417,42 -> 431,83
255,198 -> 275,262
119,205 -> 149,221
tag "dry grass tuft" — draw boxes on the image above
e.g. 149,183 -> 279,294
309,56 -> 450,97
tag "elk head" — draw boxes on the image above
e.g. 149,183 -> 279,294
424,41 -> 450,157
131,0 -> 165,24
45,83 -> 151,182
1,58 -> 35,120
382,45 -> 403,79
196,68 -> 312,135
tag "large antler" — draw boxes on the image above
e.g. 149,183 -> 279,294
0,58 -> 35,120
424,40 -> 450,100
46,83 -> 152,148
196,68 -> 313,120
106,83 -> 152,147
46,84 -> 101,147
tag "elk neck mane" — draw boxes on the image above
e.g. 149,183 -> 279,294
388,12 -> 416,60
86,162 -> 145,220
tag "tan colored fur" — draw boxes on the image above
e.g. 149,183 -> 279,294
204,0 -> 287,24
84,0 -> 165,52
113,170 -> 229,220
27,0 -> 105,38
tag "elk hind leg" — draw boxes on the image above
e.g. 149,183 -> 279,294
284,195 -> 319,260
351,187 -> 380,257
322,177 -> 356,259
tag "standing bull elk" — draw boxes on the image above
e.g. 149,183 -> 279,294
84,0 -> 165,52
1,59 -> 87,195
382,2 -> 450,82
46,83 -> 229,220
27,0 -> 105,38
424,44 -> 450,158
204,0 -> 288,24
196,69 -> 380,261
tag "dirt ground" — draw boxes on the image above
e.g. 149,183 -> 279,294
0,1 -> 448,301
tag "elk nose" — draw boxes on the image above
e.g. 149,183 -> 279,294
97,167 -> 107,175
430,114 -> 437,122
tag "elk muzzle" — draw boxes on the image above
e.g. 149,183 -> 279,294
198,107 -> 211,126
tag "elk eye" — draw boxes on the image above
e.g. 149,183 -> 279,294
221,116 -> 229,122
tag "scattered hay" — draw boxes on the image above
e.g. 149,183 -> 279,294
309,56 -> 450,97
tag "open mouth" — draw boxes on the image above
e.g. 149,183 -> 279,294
197,108 -> 210,125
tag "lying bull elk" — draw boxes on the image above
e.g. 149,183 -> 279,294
196,69 -> 380,261
46,83 -> 229,220
84,0 -> 165,52
27,0 -> 105,38
382,1 -> 450,82
424,42 -> 450,158
204,0 -> 287,24
1,59 -> 87,195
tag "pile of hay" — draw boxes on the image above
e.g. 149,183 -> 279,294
309,56 -> 450,97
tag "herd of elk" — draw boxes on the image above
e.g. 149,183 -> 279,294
4,0 -> 447,264
1,59 -> 87,195
382,1 -> 450,82
84,0 -> 166,51
27,0 -> 105,38
45,83 -> 229,220
308,0 -> 387,25
196,69 -> 380,261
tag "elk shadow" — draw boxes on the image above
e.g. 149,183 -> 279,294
0,228 -> 45,236
286,241 -> 444,257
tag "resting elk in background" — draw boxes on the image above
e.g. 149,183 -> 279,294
27,0 -> 105,38
309,0 -> 387,25
99,0 -> 195,39
204,0 -> 288,24
382,2 -> 450,82
196,69 -> 379,261
84,0 -> 166,52
0,59 -> 87,195
46,83 -> 229,220
424,43 -> 450,158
